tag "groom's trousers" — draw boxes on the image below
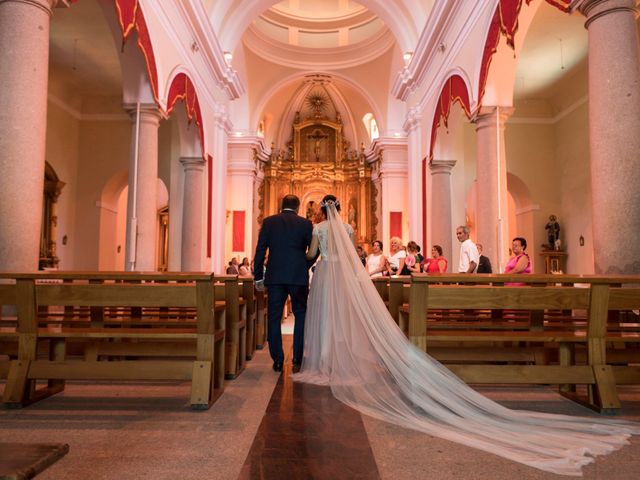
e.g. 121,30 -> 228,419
266,284 -> 308,365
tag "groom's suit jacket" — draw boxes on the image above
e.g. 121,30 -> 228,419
253,210 -> 313,286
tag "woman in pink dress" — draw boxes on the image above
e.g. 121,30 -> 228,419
504,237 -> 531,274
423,245 -> 448,273
504,237 -> 531,285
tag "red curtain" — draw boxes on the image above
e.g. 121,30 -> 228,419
232,211 -> 246,252
166,73 -> 205,151
478,0 -> 571,105
207,155 -> 213,258
390,212 -> 402,240
429,75 -> 471,160
421,157 -> 427,249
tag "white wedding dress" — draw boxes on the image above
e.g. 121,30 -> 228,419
292,203 -> 639,476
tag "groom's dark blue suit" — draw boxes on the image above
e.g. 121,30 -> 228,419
253,209 -> 313,368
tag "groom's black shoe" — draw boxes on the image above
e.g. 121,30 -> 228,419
272,362 -> 283,372
292,363 -> 301,374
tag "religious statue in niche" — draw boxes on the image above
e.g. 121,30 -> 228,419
307,129 -> 329,162
348,200 -> 357,231
305,201 -> 318,221
544,214 -> 561,251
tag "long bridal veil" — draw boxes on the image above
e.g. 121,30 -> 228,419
293,203 -> 639,476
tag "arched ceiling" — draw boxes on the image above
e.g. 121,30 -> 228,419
254,1 -> 385,50
207,0 -> 434,57
256,73 -> 381,150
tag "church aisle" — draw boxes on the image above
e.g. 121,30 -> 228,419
239,362 -> 381,479
1,326 -> 640,479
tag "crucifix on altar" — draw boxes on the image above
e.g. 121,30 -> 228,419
306,129 -> 329,162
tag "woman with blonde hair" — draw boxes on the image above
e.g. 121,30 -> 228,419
387,236 -> 406,276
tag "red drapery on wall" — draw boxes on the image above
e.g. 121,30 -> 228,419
478,0 -> 571,105
207,155 -> 213,258
166,73 -> 205,151
390,212 -> 402,240
421,157 -> 427,249
114,0 -> 138,42
232,211 -> 246,252
111,1 -> 158,103
428,74 -> 471,160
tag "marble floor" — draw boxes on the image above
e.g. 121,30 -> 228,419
2,322 -> 640,479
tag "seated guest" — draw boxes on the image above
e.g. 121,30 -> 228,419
415,245 -> 424,267
504,237 -> 531,286
366,241 -> 388,278
387,236 -> 406,276
504,237 -> 531,274
356,245 -> 367,266
423,245 -> 448,273
226,257 -> 240,275
239,257 -> 252,276
476,243 -> 493,273
400,241 -> 421,275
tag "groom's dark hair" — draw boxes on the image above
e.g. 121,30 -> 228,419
281,194 -> 300,211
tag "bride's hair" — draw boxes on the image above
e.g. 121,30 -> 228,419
320,194 -> 340,216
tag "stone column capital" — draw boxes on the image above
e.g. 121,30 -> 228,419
404,108 -> 422,132
474,106 -> 515,130
1,0 -> 60,15
123,103 -> 164,125
179,156 -> 206,172
429,159 -> 457,175
573,0 -> 638,28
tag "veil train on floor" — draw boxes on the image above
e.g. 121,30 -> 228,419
292,202 -> 639,477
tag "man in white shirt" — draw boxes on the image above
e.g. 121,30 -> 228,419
456,225 -> 479,273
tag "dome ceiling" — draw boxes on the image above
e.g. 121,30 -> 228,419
244,0 -> 394,69
254,0 -> 385,49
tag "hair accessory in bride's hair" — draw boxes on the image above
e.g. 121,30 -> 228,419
320,199 -> 340,209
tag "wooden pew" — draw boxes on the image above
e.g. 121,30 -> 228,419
389,276 -> 410,333
406,273 -> 640,413
240,276 -> 257,359
215,275 -> 247,379
254,289 -> 267,349
0,281 -> 19,381
605,284 -> 640,386
372,277 -> 390,307
1,272 -> 226,410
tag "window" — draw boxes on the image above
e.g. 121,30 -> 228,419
362,113 -> 379,141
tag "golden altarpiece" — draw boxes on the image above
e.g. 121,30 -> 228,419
258,107 -> 376,246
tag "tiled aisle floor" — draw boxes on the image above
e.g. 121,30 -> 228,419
2,325 -> 640,479
239,362 -> 380,479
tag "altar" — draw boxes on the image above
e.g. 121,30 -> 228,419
257,103 -> 376,246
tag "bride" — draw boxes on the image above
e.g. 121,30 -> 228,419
292,194 -> 639,477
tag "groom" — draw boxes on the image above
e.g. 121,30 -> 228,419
253,194 -> 313,373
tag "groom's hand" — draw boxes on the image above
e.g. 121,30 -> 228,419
255,279 -> 265,292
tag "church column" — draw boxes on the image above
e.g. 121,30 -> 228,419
576,0 -> 640,273
124,104 -> 162,271
405,110 -> 423,245
430,160 -> 456,267
227,136 -> 260,261
0,0 -> 59,271
180,157 -> 206,271
209,114 -> 229,273
375,137 -> 408,250
474,106 -> 513,272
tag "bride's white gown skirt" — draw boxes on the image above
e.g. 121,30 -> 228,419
292,207 -> 640,476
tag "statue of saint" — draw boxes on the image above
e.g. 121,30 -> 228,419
348,202 -> 357,230
545,214 -> 561,251
306,201 -> 316,221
